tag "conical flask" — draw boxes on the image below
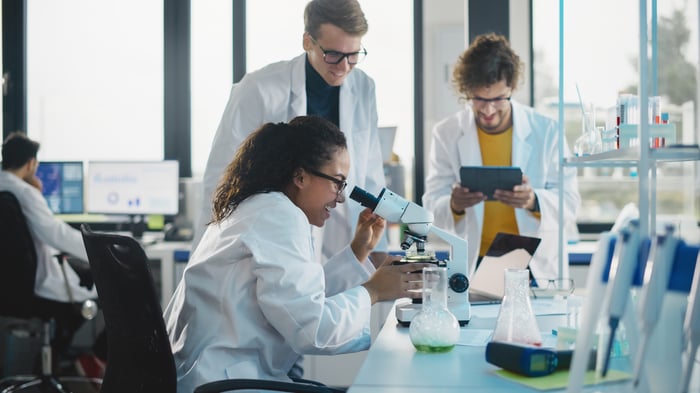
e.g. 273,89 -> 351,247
409,266 -> 460,352
491,268 -> 542,346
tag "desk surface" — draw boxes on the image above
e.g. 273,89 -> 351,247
348,300 -> 631,393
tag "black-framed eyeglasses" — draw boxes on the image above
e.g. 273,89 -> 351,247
470,95 -> 512,108
310,37 -> 367,65
306,168 -> 348,195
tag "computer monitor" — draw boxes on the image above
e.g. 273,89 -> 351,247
86,161 -> 180,216
35,161 -> 84,214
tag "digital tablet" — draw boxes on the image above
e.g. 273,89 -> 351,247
459,166 -> 523,199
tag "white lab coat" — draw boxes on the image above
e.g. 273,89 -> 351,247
164,192 -> 375,393
0,171 -> 97,302
193,54 -> 387,263
422,101 -> 580,281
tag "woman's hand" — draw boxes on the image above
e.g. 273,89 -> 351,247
351,208 -> 386,263
362,262 -> 431,304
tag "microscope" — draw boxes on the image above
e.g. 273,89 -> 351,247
350,186 -> 471,326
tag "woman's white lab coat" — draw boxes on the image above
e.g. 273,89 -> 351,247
164,192 -> 376,393
422,101 -> 580,281
193,54 -> 387,262
0,171 -> 97,302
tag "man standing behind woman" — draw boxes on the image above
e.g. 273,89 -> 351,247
422,33 -> 580,282
165,116 -> 427,392
194,0 -> 390,267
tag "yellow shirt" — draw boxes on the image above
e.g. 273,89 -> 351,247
477,126 -> 519,257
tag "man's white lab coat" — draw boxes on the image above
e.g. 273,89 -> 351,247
422,101 -> 580,281
0,171 -> 97,302
194,54 -> 387,263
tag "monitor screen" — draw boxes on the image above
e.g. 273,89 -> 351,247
86,161 -> 179,215
35,161 -> 84,214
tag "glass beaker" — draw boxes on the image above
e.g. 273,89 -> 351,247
409,266 -> 460,352
491,268 -> 542,346
573,111 -> 602,156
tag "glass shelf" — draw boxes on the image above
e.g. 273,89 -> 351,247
563,145 -> 700,167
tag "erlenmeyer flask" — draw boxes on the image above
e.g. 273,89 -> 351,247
409,266 -> 460,352
491,268 -> 542,346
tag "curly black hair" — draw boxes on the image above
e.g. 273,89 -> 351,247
211,115 -> 347,223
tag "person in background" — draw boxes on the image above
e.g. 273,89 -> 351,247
194,0 -> 390,269
422,33 -> 580,283
164,116 -> 427,393
0,132 -> 107,378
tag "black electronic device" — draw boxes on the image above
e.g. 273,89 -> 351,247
459,166 -> 522,200
486,341 -> 559,377
485,341 -> 596,377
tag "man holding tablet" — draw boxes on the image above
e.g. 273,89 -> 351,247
422,33 -> 580,283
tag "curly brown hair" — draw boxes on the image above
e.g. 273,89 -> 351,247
211,115 -> 347,224
452,33 -> 523,100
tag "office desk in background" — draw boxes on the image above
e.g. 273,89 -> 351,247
348,301 -> 630,393
143,240 -> 191,308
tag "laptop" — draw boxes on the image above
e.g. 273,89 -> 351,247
468,232 -> 542,304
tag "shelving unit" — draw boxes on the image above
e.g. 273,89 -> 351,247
556,0 -> 700,279
565,146 -> 700,166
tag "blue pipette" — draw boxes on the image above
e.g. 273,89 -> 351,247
600,219 -> 641,377
566,233 -> 616,393
632,224 -> 677,388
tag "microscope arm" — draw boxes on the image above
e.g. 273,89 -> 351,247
428,225 -> 468,275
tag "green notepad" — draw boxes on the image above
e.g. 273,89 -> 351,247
493,369 -> 632,391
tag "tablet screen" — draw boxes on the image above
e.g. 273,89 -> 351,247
459,166 -> 523,199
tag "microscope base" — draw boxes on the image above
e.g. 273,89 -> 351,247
396,301 -> 471,327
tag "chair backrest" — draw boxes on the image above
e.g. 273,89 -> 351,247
0,191 -> 38,318
80,224 -> 176,393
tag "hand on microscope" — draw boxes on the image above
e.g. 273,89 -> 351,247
361,260 -> 430,305
351,208 -> 389,263
350,208 -> 404,268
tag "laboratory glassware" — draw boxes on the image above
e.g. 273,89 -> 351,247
492,268 -> 542,346
409,266 -> 460,352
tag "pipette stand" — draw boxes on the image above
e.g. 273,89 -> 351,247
567,223 -> 646,393
568,231 -> 700,393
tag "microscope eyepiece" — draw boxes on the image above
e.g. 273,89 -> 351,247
349,186 -> 379,210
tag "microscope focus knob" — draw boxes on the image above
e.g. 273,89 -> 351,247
449,273 -> 469,293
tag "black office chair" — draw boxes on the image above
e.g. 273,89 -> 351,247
0,191 -> 101,392
80,224 -> 338,393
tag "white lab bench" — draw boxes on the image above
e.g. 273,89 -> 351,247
348,300 -> 632,392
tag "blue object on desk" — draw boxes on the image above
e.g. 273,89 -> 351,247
668,240 -> 700,293
174,250 -> 190,263
569,253 -> 592,265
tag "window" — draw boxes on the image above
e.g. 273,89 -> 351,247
191,1 -> 233,177
27,0 -> 163,162
533,0 -> 699,224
